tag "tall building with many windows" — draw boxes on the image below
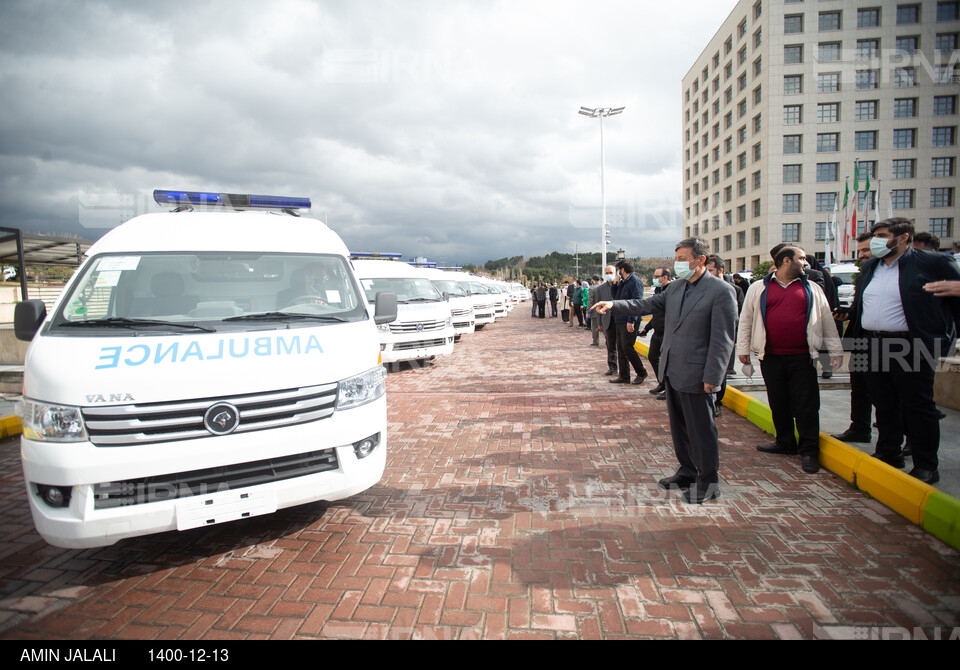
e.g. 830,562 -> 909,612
682,0 -> 960,270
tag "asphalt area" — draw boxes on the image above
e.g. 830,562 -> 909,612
1,306 -> 959,639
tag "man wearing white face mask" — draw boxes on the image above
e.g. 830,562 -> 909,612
842,218 -> 960,484
593,238 -> 738,504
591,265 -> 619,375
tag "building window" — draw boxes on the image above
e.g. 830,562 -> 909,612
819,11 -> 842,32
754,1 -> 762,20
894,67 -> 917,87
783,194 -> 801,213
934,64 -> 958,84
892,159 -> 916,179
782,223 -> 800,243
753,86 -> 762,105
783,164 -> 802,183
752,227 -> 761,246
938,2 -> 960,22
817,133 -> 839,152
784,44 -> 803,64
897,5 -> 920,25
815,193 -> 837,212
738,46 -> 747,66
784,75 -> 803,95
817,102 -> 840,122
754,28 -> 762,49
815,221 -> 828,241
738,19 -> 747,38
893,128 -> 917,148
855,70 -> 879,90
932,156 -> 955,177
855,130 -> 878,151
753,171 -> 761,190
751,200 -> 760,218
896,36 -> 920,55
738,152 -> 747,170
724,234 -> 733,251
753,115 -> 761,134
891,189 -> 915,209
894,98 -> 917,118
784,14 -> 804,34
818,72 -> 840,92
861,161 -> 878,179
933,126 -> 956,146
936,33 -> 958,53
857,39 -> 880,59
753,143 -> 761,161
738,179 -> 747,197
931,187 -> 954,207
784,135 -> 803,154
818,42 -> 841,62
737,205 -> 746,223
738,231 -> 747,249
817,163 -> 839,182
934,96 -> 957,115
858,8 -> 881,28
855,100 -> 878,120
753,58 -> 762,78
930,218 -> 953,237
784,105 -> 802,125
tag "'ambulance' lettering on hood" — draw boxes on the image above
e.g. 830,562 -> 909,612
96,334 -> 324,369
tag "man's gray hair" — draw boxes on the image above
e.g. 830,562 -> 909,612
675,237 -> 709,259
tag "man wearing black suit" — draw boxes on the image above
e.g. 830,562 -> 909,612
594,238 -> 738,503
843,218 -> 960,484
609,260 -> 648,385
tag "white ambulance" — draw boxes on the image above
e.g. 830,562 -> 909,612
14,190 -> 397,548
352,256 -> 455,364
418,267 -> 476,340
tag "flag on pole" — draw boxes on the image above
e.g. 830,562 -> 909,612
841,179 -> 850,257
850,161 -> 860,252
864,171 -> 871,229
828,192 -> 840,265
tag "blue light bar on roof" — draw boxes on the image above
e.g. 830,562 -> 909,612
153,190 -> 311,210
350,252 -> 403,260
409,261 -> 437,268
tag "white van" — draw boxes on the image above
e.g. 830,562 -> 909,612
826,263 -> 859,308
418,267 -> 476,340
458,277 -> 496,329
14,190 -> 397,548
352,257 -> 455,364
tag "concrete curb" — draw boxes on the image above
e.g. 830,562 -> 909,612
0,415 -> 20,439
632,340 -> 960,552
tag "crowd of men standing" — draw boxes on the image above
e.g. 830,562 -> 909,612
530,217 -> 959,503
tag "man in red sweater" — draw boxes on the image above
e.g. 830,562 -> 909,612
736,246 -> 843,473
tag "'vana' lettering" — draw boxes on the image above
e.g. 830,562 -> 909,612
96,335 -> 324,369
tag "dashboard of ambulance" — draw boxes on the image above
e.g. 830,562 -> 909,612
47,252 -> 368,335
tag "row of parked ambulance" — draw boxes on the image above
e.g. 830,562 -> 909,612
12,190 -> 530,548
351,252 -> 527,365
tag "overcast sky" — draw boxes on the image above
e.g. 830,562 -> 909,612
0,0 -> 738,265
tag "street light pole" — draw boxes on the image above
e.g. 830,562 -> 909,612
579,106 -> 624,270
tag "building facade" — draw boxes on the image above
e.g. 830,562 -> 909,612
682,0 -> 960,271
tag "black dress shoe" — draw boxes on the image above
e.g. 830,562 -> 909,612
604,369 -> 618,376
831,429 -> 872,443
649,383 -> 665,395
683,483 -> 721,504
632,376 -> 647,385
757,443 -> 799,455
821,370 -> 833,379
872,451 -> 905,469
609,377 -> 630,384
802,453 -> 820,474
658,473 -> 695,490
656,392 -> 666,400
908,468 -> 940,485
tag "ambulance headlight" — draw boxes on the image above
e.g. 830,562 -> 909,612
336,366 -> 385,410
22,400 -> 87,442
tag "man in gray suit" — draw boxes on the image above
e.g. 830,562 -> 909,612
593,237 -> 738,504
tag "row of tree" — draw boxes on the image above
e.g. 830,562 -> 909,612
481,252 -> 674,287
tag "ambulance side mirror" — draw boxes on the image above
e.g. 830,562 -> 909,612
374,292 -> 397,325
15,300 -> 47,341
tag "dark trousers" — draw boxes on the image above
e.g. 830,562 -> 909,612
537,300 -> 545,318
602,324 -> 618,372
550,300 -> 558,317
648,331 -> 663,382
615,322 -> 646,380
760,353 -> 821,455
849,370 -> 872,434
664,376 -> 720,483
573,304 -> 583,326
861,335 -> 940,471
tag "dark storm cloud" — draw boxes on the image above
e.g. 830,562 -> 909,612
0,0 -> 736,263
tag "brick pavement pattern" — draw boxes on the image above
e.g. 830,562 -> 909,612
2,307 -> 959,639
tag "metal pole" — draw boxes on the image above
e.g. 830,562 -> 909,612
600,112 -> 606,270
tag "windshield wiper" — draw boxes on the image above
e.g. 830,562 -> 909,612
222,312 -> 350,322
401,298 -> 441,303
61,318 -> 216,332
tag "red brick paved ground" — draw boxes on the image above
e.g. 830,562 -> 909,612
2,306 -> 959,639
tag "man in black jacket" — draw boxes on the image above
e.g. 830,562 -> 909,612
843,218 -> 960,484
639,267 -> 672,396
609,260 -> 648,385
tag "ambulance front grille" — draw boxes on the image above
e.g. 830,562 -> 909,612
82,383 -> 338,446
